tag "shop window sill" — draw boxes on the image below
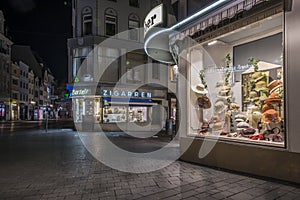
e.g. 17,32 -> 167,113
185,133 -> 285,148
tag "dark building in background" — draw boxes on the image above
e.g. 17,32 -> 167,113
0,10 -> 13,120
12,45 -> 56,120
68,0 -> 178,132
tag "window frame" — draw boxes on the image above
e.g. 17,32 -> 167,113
82,6 -> 93,36
105,9 -> 118,37
128,13 -> 140,41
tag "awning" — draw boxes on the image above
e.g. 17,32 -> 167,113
170,0 -> 267,44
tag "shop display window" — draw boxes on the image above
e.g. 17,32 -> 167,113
74,99 -> 84,122
85,99 -> 94,115
73,97 -> 152,124
94,98 -> 102,122
103,105 -> 127,123
187,12 -> 285,147
128,107 -> 147,122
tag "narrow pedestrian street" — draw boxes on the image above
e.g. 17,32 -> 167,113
0,129 -> 299,200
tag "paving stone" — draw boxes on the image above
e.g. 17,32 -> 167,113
211,191 -> 234,199
64,194 -> 83,200
22,195 -> 43,200
0,130 -> 299,200
182,196 -> 199,200
228,192 -> 254,200
272,191 -> 300,200
115,189 -> 131,196
193,192 -> 211,199
46,197 -> 65,200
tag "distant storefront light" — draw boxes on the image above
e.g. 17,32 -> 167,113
74,77 -> 80,83
72,88 -> 91,96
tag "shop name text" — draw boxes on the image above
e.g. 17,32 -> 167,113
102,90 -> 152,98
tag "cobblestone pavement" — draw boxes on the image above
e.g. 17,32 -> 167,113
0,130 -> 299,200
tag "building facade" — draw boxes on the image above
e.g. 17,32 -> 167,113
18,61 -> 29,120
12,45 -> 56,121
0,10 -> 12,120
10,62 -> 20,120
145,0 -> 300,183
28,69 -> 35,120
68,0 -> 174,131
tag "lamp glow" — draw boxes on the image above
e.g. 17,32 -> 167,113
208,40 -> 218,46
144,0 -> 230,59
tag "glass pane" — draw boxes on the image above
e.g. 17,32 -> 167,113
129,0 -> 139,7
83,22 -> 92,35
128,107 -> 147,122
103,106 -> 127,123
129,28 -> 138,40
187,10 -> 285,147
107,48 -> 119,58
106,23 -> 116,36
129,20 -> 139,28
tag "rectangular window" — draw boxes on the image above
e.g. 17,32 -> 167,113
13,79 -> 18,85
129,0 -> 139,7
129,20 -> 139,41
152,61 -> 160,80
103,106 -> 127,123
12,93 -> 18,100
187,8 -> 285,147
83,15 -> 92,35
128,107 -> 147,122
97,47 -> 119,82
105,16 -> 117,36
72,47 -> 92,81
126,52 -> 146,83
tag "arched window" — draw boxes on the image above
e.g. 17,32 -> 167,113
105,8 -> 117,37
128,13 -> 140,41
82,7 -> 93,36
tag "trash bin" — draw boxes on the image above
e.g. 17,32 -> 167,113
166,119 -> 173,136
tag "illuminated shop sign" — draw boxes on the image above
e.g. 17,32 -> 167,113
102,89 -> 152,98
72,88 -> 91,96
144,4 -> 164,36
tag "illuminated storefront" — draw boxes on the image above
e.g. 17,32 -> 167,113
145,0 -> 300,183
0,103 -> 7,120
71,85 -> 168,132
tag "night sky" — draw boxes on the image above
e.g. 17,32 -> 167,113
0,0 -> 72,81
